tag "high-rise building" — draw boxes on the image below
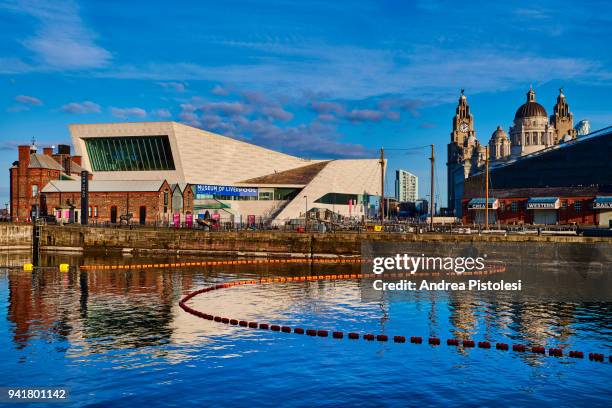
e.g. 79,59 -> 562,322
395,169 -> 418,202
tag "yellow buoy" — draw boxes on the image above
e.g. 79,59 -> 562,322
59,264 -> 70,273
23,263 -> 33,271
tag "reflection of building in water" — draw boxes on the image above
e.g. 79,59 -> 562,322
509,302 -> 577,347
7,267 -> 193,351
447,292 -> 479,338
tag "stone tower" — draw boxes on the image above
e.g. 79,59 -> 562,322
550,88 -> 576,142
447,90 -> 485,216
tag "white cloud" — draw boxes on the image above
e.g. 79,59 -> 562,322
2,0 -> 111,70
109,107 -> 147,119
153,108 -> 172,118
158,82 -> 186,92
211,84 -> 230,96
60,100 -> 100,114
101,44 -> 605,103
15,94 -> 43,105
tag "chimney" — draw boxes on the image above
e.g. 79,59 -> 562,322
72,155 -> 82,166
57,144 -> 71,155
18,145 -> 31,168
43,147 -> 53,156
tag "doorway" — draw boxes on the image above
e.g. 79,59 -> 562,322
139,206 -> 146,225
110,206 -> 117,224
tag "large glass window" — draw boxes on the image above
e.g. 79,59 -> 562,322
84,136 -> 175,171
314,193 -> 359,205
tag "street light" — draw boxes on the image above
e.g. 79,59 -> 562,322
303,195 -> 308,230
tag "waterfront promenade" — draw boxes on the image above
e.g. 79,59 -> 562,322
2,223 -> 611,258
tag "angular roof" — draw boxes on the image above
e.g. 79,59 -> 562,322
466,186 -> 611,199
28,153 -> 84,174
42,179 -> 167,193
238,161 -> 330,186
29,154 -> 64,170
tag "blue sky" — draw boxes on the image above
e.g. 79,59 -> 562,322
1,0 -> 612,207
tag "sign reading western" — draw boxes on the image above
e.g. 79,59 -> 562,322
196,184 -> 258,197
527,199 -> 560,210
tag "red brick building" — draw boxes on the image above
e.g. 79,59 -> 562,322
9,144 -> 86,222
41,180 -> 194,225
9,144 -> 194,225
461,186 -> 612,227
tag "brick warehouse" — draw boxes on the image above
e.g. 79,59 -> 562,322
9,144 -> 194,225
41,180 -> 194,225
462,126 -> 612,227
9,144 -> 87,222
461,186 -> 612,226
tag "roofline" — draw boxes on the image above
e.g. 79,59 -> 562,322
474,124 -> 612,176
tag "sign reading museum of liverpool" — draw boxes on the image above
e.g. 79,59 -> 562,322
196,184 -> 258,197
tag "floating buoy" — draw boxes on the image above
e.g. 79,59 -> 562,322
221,318 -> 230,324
447,339 -> 459,346
23,263 -> 33,271
59,264 -> 69,273
294,328 -> 305,334
463,340 -> 475,348
281,326 -> 291,333
532,346 -> 545,354
271,325 -> 281,331
394,336 -> 406,343
410,336 -> 422,344
248,322 -> 258,328
239,321 -> 248,327
348,332 -> 359,340
569,351 -> 584,358
317,330 -> 328,337
332,332 -> 343,339
376,334 -> 388,342
428,337 -> 441,345
512,344 -> 526,352
259,323 -> 269,330
230,319 -> 239,325
496,343 -> 509,351
478,341 -> 491,349
306,329 -> 317,336
364,334 -> 375,341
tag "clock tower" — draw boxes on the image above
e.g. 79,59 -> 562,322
447,90 -> 483,216
451,89 -> 476,146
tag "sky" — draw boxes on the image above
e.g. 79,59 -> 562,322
1,0 -> 612,207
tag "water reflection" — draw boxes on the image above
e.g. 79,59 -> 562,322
3,252 -> 612,359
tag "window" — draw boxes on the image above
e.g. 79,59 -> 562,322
511,201 -> 518,213
94,206 -> 98,217
84,135 -> 176,171
88,206 -> 92,217
314,193 -> 359,205
574,201 -> 582,212
31,184 -> 39,198
561,200 -> 568,210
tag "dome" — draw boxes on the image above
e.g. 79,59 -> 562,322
514,87 -> 547,119
490,125 -> 508,141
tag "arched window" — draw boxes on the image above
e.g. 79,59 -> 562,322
31,184 -> 39,198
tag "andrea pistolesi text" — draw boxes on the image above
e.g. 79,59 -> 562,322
372,280 -> 522,292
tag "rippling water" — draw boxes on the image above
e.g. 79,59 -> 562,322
0,252 -> 611,407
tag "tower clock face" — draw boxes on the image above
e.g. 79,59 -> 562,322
459,122 -> 469,132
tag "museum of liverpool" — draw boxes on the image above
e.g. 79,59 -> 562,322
10,121 -> 382,226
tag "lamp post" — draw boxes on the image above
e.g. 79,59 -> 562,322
304,195 -> 308,231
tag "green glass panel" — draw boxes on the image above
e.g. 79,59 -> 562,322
84,136 -> 175,171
